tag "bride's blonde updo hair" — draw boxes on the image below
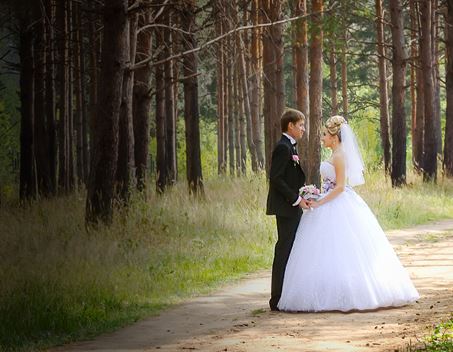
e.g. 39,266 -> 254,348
325,115 -> 347,142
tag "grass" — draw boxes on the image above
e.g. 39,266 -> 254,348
402,316 -> 453,351
0,170 -> 453,351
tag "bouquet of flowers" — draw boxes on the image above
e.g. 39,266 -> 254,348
322,179 -> 336,193
299,184 -> 321,200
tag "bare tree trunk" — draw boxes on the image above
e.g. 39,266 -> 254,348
341,30 -> 348,117
329,38 -> 338,115
234,62 -> 241,174
45,0 -> 57,195
308,0 -> 323,186
409,0 -> 418,171
86,0 -> 128,225
420,0 -> 437,182
67,0 -> 75,190
376,0 -> 391,173
216,1 -> 226,175
415,63 -> 425,171
291,0 -> 309,174
73,2 -> 84,184
133,11 -> 153,192
262,0 -> 284,174
445,0 -> 453,177
250,0 -> 264,169
56,0 -> 69,192
181,0 -> 204,195
34,4 -> 51,196
155,22 -> 167,193
432,0 -> 442,156
19,9 -> 37,201
237,2 -> 256,173
80,9 -> 90,182
227,41 -> 235,176
389,0 -> 407,186
117,11 -> 137,202
164,7 -> 177,185
88,1 -> 98,179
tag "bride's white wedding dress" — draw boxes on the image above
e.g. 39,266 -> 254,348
277,161 -> 420,312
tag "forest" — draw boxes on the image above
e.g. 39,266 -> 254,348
0,0 -> 452,219
0,0 -> 453,351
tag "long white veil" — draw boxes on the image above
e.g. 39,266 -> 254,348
340,123 -> 365,186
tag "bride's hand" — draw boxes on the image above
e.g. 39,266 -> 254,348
309,200 -> 322,208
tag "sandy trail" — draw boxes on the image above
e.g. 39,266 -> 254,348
53,220 -> 453,352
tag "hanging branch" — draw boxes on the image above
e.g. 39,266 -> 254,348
131,2 -> 338,71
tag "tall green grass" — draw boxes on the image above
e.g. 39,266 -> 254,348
0,172 -> 452,351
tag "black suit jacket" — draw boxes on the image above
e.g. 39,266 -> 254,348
266,135 -> 306,217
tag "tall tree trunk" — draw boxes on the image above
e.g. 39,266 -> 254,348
80,9 -> 90,182
86,0 -> 128,225
329,39 -> 338,115
227,39 -> 235,175
444,0 -> 453,177
164,7 -> 177,185
216,1 -> 226,175
341,30 -> 348,117
308,0 -> 323,186
262,0 -> 284,174
67,0 -> 75,190
292,0 -> 309,174
133,11 -> 153,192
19,10 -> 36,201
45,0 -> 57,195
415,63 -> 425,171
88,1 -> 98,179
155,23 -> 167,193
376,0 -> 391,173
117,11 -> 137,202
420,0 -> 437,182
73,2 -> 85,184
234,61 -> 241,174
56,0 -> 69,192
389,0 -> 407,186
181,0 -> 204,195
432,0 -> 442,156
237,2 -> 256,173
34,5 -> 50,196
250,0 -> 264,169
410,0 -> 418,171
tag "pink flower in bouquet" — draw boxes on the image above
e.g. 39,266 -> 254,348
292,155 -> 300,162
299,184 -> 321,200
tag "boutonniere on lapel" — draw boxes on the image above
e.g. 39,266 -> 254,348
292,154 -> 300,166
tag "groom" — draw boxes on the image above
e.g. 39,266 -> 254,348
266,108 -> 308,311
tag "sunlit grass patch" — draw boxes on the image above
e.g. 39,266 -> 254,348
0,171 -> 452,351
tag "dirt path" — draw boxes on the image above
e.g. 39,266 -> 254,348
54,220 -> 453,352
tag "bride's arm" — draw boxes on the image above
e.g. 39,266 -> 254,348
311,154 -> 346,207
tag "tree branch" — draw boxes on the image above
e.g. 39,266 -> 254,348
131,2 -> 338,71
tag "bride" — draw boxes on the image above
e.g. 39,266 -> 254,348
277,115 -> 420,312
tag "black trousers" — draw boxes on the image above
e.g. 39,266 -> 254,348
269,213 -> 302,309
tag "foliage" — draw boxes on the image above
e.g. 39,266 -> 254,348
422,317 -> 453,351
403,316 -> 453,351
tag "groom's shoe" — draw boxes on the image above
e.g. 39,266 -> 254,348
270,306 -> 280,312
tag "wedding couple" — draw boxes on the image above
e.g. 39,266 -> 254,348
266,109 -> 419,312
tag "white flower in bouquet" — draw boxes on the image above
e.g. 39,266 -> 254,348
299,184 -> 321,200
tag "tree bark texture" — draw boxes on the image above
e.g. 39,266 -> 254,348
389,0 -> 407,186
86,0 -> 128,225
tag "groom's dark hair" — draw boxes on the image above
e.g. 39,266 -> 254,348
281,108 -> 305,132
